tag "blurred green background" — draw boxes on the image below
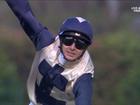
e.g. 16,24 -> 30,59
0,0 -> 140,105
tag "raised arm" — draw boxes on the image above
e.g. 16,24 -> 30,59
6,0 -> 54,50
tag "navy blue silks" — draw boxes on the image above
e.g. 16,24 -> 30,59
38,60 -> 68,91
36,60 -> 68,105
6,0 -> 93,105
35,77 -> 66,105
73,74 -> 93,105
38,60 -> 93,105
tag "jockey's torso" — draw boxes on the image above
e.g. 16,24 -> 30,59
27,37 -> 94,105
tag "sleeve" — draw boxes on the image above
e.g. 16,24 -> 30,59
6,0 -> 54,50
73,74 -> 93,105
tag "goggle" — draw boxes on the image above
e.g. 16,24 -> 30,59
60,35 -> 90,50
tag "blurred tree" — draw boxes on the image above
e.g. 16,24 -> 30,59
0,35 -> 34,104
91,30 -> 140,105
114,31 -> 140,105
0,49 -> 24,105
116,67 -> 140,105
29,0 -> 48,18
61,0 -> 90,16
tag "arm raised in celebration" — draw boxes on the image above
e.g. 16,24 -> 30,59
6,0 -> 54,50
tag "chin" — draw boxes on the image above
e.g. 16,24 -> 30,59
65,56 -> 77,62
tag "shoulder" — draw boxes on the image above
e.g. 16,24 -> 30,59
38,36 -> 60,64
72,73 -> 93,105
73,73 -> 93,93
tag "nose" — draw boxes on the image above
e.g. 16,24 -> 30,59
69,43 -> 76,50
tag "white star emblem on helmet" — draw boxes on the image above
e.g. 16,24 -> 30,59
76,17 -> 86,23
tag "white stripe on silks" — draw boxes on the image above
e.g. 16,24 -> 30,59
29,102 -> 34,105
27,51 -> 42,105
29,102 -> 42,105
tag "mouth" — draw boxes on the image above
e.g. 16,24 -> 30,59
66,51 -> 76,57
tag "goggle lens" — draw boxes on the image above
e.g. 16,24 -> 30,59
61,36 -> 89,50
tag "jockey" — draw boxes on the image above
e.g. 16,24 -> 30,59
6,0 -> 94,105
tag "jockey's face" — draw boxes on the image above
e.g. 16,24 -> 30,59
61,43 -> 85,61
60,32 -> 90,61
